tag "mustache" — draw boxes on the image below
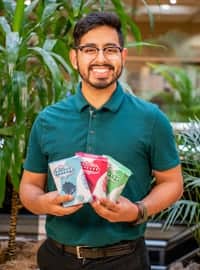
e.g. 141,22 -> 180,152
89,64 -> 114,70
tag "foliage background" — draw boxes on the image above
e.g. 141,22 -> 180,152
0,0 -> 200,263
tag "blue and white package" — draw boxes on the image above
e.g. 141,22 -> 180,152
49,156 -> 92,207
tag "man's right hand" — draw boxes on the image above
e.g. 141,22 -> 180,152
19,170 -> 83,215
38,191 -> 83,216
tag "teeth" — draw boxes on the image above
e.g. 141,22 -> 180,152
92,69 -> 108,73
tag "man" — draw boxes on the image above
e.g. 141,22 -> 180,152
19,12 -> 183,270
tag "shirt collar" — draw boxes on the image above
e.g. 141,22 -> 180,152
75,83 -> 89,112
75,82 -> 125,113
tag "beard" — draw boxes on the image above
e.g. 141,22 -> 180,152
77,63 -> 123,90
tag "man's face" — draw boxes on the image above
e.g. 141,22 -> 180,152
70,26 -> 127,90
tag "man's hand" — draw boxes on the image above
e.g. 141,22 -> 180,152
38,191 -> 83,216
91,196 -> 138,223
19,171 -> 83,215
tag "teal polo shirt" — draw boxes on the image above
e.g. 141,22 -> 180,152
24,82 -> 180,247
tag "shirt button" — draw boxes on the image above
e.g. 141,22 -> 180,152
87,146 -> 92,152
89,130 -> 95,134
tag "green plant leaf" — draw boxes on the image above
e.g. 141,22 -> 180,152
185,176 -> 200,189
162,203 -> 182,229
1,0 -> 16,17
34,77 -> 48,107
13,0 -> 24,33
71,0 -> 82,16
0,45 -> 5,52
24,0 -> 40,18
6,32 -> 20,73
43,39 -> 57,51
0,126 -> 15,136
111,0 -> 141,43
99,0 -> 105,11
127,16 -> 142,43
30,47 -> 63,100
82,0 -> 95,9
12,71 -> 28,121
50,51 -> 73,76
126,41 -> 166,50
140,0 -> 154,30
41,3 -> 60,22
0,16 -> 12,34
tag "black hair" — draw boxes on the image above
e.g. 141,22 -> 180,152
73,12 -> 124,47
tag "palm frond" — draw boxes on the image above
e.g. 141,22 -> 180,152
158,118 -> 200,244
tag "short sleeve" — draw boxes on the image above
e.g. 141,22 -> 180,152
150,109 -> 180,171
23,113 -> 48,173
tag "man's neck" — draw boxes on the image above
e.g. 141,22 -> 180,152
81,82 -> 117,109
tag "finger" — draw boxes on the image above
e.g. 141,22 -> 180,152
53,194 -> 73,205
98,198 -> 119,212
53,203 -> 83,216
92,200 -> 118,216
92,204 -> 119,222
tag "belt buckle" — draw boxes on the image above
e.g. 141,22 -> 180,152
76,246 -> 84,259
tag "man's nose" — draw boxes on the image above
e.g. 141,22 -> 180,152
95,49 -> 107,61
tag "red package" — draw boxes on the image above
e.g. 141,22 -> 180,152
76,152 -> 108,198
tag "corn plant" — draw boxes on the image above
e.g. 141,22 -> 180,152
0,0 -> 75,259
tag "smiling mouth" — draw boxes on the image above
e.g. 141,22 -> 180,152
89,65 -> 114,77
92,68 -> 110,73
90,65 -> 114,71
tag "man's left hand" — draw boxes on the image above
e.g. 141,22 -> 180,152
91,196 -> 138,223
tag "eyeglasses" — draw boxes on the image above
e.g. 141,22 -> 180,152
75,45 -> 123,59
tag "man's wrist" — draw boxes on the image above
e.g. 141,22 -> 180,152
129,201 -> 148,225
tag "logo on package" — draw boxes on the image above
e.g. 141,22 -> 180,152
54,165 -> 73,177
81,161 -> 100,175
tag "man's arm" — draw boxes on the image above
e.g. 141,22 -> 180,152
91,164 -> 184,223
142,164 -> 183,217
19,169 -> 83,216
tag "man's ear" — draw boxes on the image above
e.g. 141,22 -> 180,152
69,49 -> 78,69
122,48 -> 128,66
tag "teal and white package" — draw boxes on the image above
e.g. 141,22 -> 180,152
49,156 -> 92,207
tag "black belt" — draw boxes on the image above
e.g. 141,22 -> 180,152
49,238 -> 138,259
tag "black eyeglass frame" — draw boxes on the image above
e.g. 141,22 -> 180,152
74,45 -> 123,54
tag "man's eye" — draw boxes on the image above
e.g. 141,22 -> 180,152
83,47 -> 96,54
105,47 -> 119,54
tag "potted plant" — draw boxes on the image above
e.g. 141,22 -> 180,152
148,64 -> 200,244
162,119 -> 200,243
148,64 -> 200,122
152,119 -> 200,269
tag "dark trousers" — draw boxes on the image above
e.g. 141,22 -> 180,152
37,237 -> 151,270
